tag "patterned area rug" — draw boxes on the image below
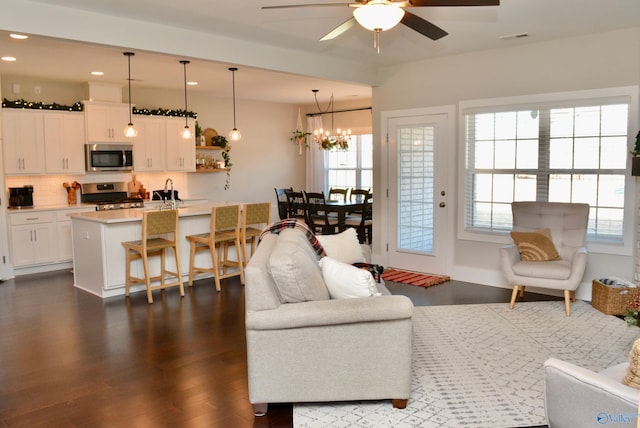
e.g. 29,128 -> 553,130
381,269 -> 450,288
294,301 -> 640,428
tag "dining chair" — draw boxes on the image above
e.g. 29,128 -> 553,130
186,204 -> 244,292
241,202 -> 271,267
122,209 -> 184,304
285,190 -> 307,221
274,187 -> 292,220
344,192 -> 373,244
303,191 -> 341,235
328,187 -> 348,202
349,188 -> 371,203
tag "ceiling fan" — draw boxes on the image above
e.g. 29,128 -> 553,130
262,0 -> 500,52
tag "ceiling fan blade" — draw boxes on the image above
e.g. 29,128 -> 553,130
401,11 -> 448,40
408,0 -> 499,6
320,17 -> 357,41
262,2 -> 351,9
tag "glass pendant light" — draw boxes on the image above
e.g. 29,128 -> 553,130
228,67 -> 241,141
180,60 -> 192,139
123,52 -> 138,138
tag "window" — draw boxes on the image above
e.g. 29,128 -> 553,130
325,134 -> 373,194
463,90 -> 633,244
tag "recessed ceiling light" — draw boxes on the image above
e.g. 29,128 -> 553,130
1,56 -> 16,62
187,81 -> 198,86
91,71 -> 104,76
9,34 -> 28,40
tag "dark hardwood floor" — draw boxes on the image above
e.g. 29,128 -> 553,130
0,269 -> 559,427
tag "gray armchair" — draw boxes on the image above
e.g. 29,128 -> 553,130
544,358 -> 639,428
500,201 -> 590,316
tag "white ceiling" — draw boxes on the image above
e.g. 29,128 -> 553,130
0,0 -> 638,104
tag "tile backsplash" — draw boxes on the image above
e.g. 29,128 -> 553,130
5,172 -> 189,207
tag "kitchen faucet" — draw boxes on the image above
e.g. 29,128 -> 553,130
164,178 -> 176,210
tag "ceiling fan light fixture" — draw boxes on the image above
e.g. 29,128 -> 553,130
353,1 -> 405,32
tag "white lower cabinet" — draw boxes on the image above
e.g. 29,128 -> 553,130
9,212 -> 57,267
8,208 -> 95,269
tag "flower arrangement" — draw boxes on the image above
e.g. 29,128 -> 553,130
625,293 -> 640,327
63,181 -> 81,205
317,135 -> 349,151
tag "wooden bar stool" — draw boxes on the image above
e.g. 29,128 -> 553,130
122,209 -> 184,304
186,204 -> 244,291
241,202 -> 271,266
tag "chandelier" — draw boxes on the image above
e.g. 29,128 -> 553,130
312,89 -> 351,151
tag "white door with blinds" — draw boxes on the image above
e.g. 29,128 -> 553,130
384,108 -> 454,275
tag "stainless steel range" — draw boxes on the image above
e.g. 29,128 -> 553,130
81,182 -> 144,211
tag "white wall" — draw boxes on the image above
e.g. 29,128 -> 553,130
372,28 -> 640,300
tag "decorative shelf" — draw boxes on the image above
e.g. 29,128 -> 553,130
195,145 -> 223,150
194,167 -> 230,173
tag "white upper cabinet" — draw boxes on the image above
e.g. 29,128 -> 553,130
132,116 -> 196,172
132,116 -> 166,172
2,109 -> 45,175
84,102 -> 133,143
44,112 -> 85,174
166,117 -> 196,172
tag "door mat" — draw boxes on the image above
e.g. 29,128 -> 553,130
381,268 -> 450,288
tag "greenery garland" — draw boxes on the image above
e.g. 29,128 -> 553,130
1,98 -> 197,119
2,98 -> 83,111
133,107 -> 197,119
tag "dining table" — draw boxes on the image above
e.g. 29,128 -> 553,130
324,200 -> 371,227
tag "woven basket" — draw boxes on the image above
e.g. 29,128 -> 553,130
591,279 -> 640,315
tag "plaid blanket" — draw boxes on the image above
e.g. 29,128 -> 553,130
259,219 -> 326,258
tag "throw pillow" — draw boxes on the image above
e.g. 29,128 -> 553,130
269,229 -> 330,303
623,338 -> 640,389
316,228 -> 365,265
320,256 -> 381,299
509,228 -> 560,262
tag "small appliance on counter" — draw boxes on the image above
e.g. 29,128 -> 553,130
9,185 -> 34,208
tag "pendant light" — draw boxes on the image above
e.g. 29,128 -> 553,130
123,52 -> 137,138
179,60 -> 192,139
228,67 -> 241,141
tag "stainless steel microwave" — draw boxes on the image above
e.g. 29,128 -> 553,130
85,144 -> 133,172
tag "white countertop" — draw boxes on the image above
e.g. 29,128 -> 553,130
5,198 -> 208,214
68,202 -> 242,224
6,203 -> 98,213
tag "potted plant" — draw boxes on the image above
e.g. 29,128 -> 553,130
632,131 -> 640,176
291,129 -> 311,155
211,135 -> 232,190
212,135 -> 228,148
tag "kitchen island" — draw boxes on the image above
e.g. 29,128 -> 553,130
69,202 -> 242,298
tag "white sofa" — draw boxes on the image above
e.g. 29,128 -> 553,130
544,358 -> 639,428
244,227 -> 414,415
